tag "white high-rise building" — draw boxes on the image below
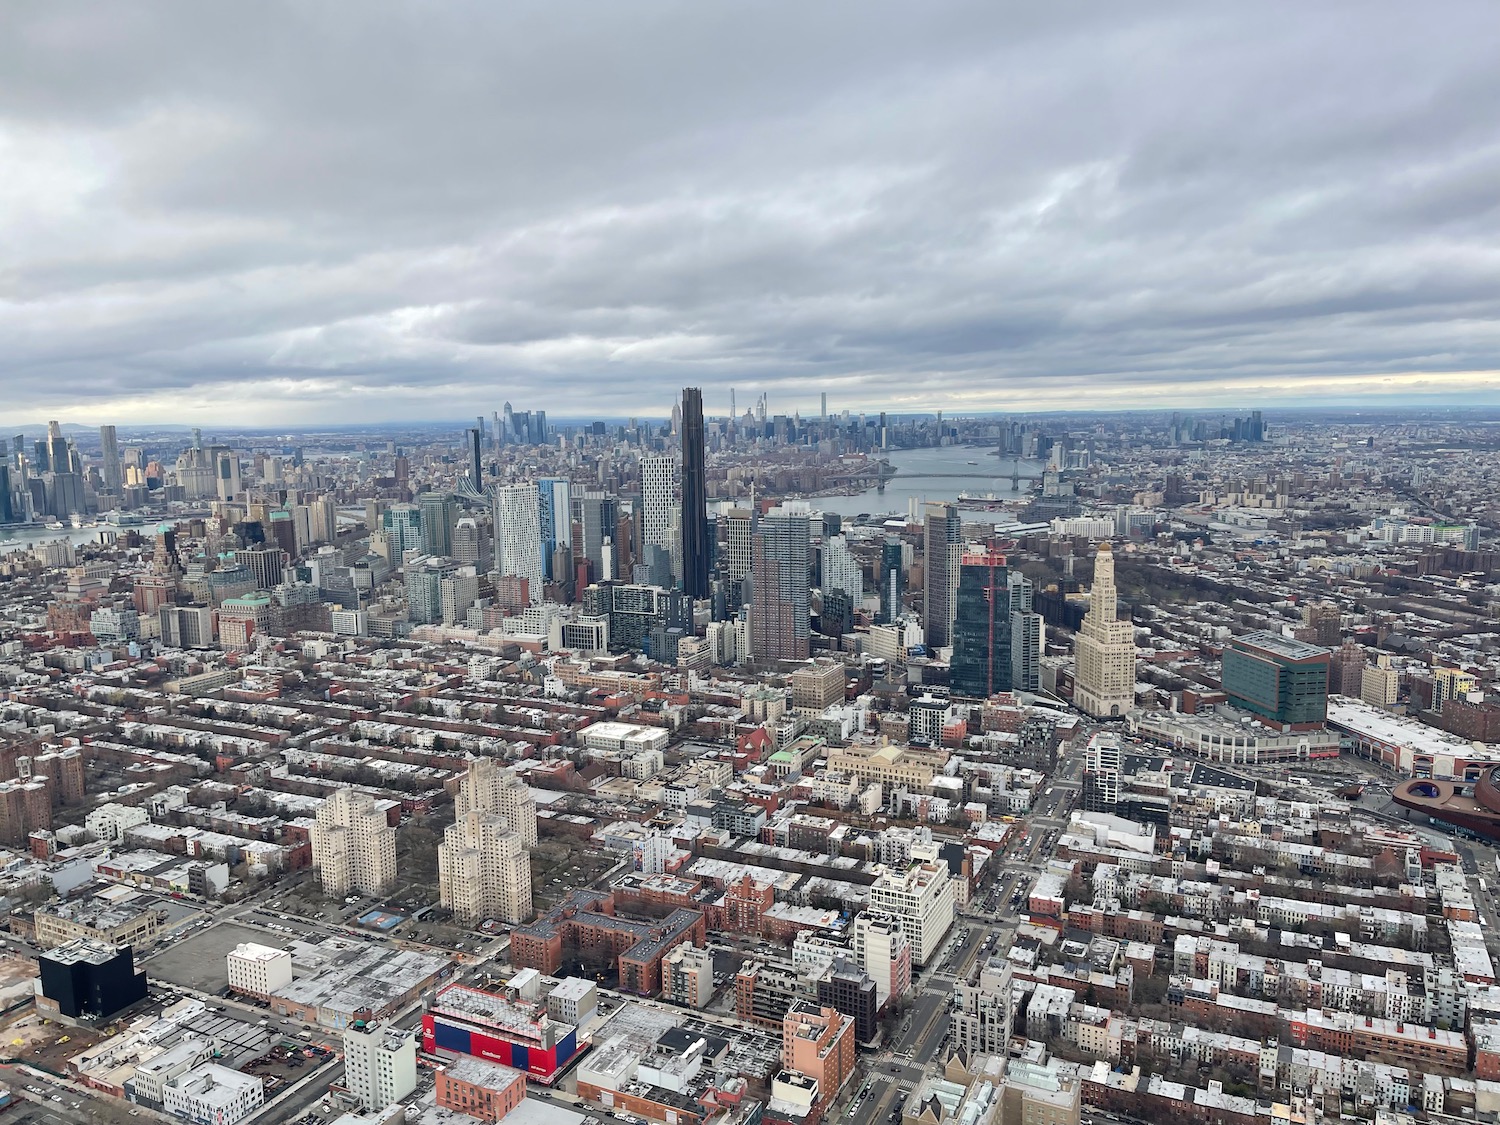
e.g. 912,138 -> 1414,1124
310,789 -> 396,898
724,508 -> 753,587
868,861 -> 955,967
1083,731 -> 1124,813
823,534 -> 863,601
493,483 -> 544,605
851,911 -> 911,1008
1073,542 -> 1136,718
641,455 -> 679,584
1010,611 -> 1044,692
343,1022 -> 417,1111
952,956 -> 1014,1057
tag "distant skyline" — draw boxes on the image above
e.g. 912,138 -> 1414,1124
5,4 -> 1500,424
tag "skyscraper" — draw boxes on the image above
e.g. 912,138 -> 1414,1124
1073,543 -> 1136,719
878,538 -> 904,624
950,552 -> 1011,699
641,454 -> 678,585
382,504 -> 425,561
922,502 -> 961,648
466,426 -> 482,487
749,506 -> 810,662
822,534 -> 863,602
418,492 -> 459,557
680,387 -> 709,598
536,477 -> 572,574
578,491 -> 618,583
98,425 -> 121,497
1008,570 -> 1043,691
493,484 -> 544,605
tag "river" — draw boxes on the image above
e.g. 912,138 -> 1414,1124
813,446 -> 1045,519
0,524 -> 126,555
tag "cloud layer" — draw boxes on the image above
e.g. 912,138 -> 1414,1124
4,2 -> 1500,424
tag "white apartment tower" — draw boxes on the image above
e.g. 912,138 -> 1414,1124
343,1022 -> 417,1111
868,861 -> 955,967
851,910 -> 912,1008
1072,542 -> 1136,718
641,454 -> 680,583
953,956 -> 1015,1057
493,483 -> 545,605
310,789 -> 397,898
823,534 -> 864,601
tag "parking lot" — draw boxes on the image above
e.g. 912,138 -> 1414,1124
143,921 -> 276,993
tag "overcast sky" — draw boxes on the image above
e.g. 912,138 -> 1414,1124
5,3 -> 1500,426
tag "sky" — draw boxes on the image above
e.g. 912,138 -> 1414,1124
5,3 -> 1500,426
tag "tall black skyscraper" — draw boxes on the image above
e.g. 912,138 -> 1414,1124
680,387 -> 709,598
467,427 -> 483,487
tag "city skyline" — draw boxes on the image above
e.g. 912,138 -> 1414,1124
5,5 -> 1500,424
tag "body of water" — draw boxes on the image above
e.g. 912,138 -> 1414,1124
0,524 -> 125,555
813,446 -> 1045,519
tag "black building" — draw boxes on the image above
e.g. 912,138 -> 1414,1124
39,939 -> 146,1020
815,956 -> 878,1044
950,552 -> 1012,699
680,387 -> 709,598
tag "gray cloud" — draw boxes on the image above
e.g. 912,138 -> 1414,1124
3,2 -> 1500,424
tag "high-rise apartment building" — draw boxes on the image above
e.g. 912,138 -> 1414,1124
724,507 -> 753,605
749,506 -> 810,662
343,1022 -> 417,1111
950,551 -> 1011,698
822,534 -> 863,601
578,491 -> 618,582
493,484 -> 544,606
868,861 -> 954,967
680,387 -> 710,598
466,427 -> 483,488
438,758 -> 535,926
922,502 -> 961,648
878,538 -> 904,624
536,478 -> 572,575
438,812 -> 532,926
952,956 -> 1014,1057
419,493 -> 460,558
382,504 -> 425,561
454,758 -> 537,847
310,789 -> 397,898
851,911 -> 911,1009
782,1001 -> 856,1102
1011,610 -> 1044,693
1082,732 -> 1123,813
1073,543 -> 1136,719
641,454 -> 679,586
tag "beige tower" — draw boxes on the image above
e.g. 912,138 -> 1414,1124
455,758 -> 537,847
438,812 -> 532,926
1073,543 -> 1137,719
311,789 -> 397,897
